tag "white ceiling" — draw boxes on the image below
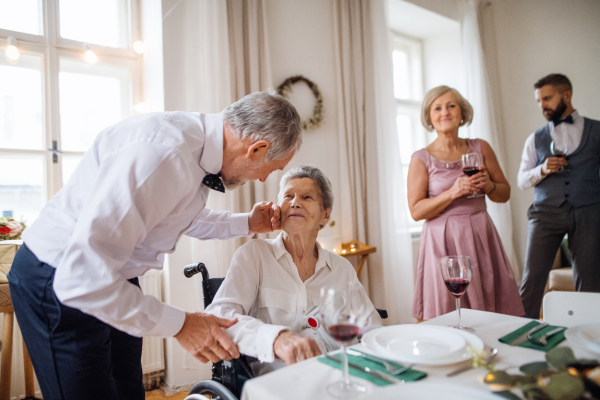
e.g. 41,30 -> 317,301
387,0 -> 460,39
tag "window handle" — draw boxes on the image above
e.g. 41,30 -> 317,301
47,140 -> 63,163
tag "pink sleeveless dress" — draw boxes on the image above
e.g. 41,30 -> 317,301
411,139 -> 524,320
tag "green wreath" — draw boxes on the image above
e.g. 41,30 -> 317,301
277,75 -> 324,130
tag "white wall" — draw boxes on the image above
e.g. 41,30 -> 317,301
264,0 -> 342,237
489,0 -> 600,265
422,27 -> 463,92
406,0 -> 600,269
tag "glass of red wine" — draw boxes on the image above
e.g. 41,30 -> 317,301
550,140 -> 569,172
319,284 -> 370,397
461,152 -> 485,198
440,255 -> 474,332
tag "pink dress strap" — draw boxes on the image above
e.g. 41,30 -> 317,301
412,148 -> 431,168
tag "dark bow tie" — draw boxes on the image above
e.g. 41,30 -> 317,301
202,173 -> 225,193
554,115 -> 574,126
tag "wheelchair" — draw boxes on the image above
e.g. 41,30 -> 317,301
182,262 -> 388,400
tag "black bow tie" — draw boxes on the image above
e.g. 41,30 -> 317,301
554,115 -> 574,126
202,173 -> 225,193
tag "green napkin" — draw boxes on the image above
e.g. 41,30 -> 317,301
499,321 -> 566,352
317,351 -> 427,386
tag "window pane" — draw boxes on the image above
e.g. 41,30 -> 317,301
0,155 -> 45,225
59,0 -> 129,48
59,58 -> 131,152
62,155 -> 82,185
396,114 -> 413,164
0,0 -> 42,35
0,53 -> 44,150
393,50 -> 410,100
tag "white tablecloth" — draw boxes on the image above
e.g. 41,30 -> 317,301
241,309 -> 598,400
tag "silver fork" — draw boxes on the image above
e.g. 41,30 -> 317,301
346,349 -> 415,375
528,327 -> 567,346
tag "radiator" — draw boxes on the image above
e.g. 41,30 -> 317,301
139,269 -> 166,376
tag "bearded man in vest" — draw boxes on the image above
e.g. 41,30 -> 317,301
517,73 -> 600,319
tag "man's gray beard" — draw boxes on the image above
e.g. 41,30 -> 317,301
221,160 -> 262,190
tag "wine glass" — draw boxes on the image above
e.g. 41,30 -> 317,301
550,140 -> 569,172
319,284 -> 370,398
440,256 -> 474,332
461,153 -> 485,198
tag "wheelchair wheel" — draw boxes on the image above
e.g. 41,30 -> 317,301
186,380 -> 238,400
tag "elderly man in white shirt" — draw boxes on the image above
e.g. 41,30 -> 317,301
8,90 -> 302,400
205,165 -> 382,376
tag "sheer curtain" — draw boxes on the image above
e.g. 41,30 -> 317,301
460,0 -> 522,282
332,0 -> 415,324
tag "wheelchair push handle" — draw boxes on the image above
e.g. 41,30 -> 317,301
183,262 -> 208,280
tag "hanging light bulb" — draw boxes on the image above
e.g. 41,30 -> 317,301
133,40 -> 146,54
6,36 -> 20,61
84,44 -> 97,64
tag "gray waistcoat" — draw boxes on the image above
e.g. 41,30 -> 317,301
534,117 -> 600,208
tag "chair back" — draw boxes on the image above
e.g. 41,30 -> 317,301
543,291 -> 600,327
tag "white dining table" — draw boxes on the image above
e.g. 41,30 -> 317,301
241,309 -> 598,400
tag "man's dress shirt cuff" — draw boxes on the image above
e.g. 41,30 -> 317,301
256,324 -> 289,362
147,303 -> 187,338
230,213 -> 250,236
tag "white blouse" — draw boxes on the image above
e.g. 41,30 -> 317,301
205,233 -> 382,364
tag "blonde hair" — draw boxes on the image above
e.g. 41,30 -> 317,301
421,86 -> 474,132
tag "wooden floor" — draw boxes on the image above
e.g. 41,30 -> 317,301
145,388 -> 189,400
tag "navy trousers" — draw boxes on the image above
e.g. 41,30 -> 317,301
8,245 -> 145,400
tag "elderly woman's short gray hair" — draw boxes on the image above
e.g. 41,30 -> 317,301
223,89 -> 303,162
278,165 -> 334,212
421,86 -> 474,132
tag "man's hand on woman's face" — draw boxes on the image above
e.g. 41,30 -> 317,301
249,201 -> 281,234
273,330 -> 322,365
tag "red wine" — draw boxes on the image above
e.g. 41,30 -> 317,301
444,278 -> 470,298
328,324 -> 360,342
463,167 -> 480,177
553,152 -> 566,157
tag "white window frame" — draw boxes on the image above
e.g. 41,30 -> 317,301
391,32 -> 434,233
0,0 -> 143,202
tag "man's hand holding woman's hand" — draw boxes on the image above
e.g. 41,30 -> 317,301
249,201 -> 281,234
273,330 -> 322,365
175,312 -> 240,363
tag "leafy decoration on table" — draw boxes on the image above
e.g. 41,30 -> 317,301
482,347 -> 599,400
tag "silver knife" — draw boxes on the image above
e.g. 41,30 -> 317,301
347,349 -> 395,366
510,322 -> 548,346
323,353 -> 403,384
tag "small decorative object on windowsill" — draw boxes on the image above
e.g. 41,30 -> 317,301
0,217 -> 26,241
276,75 -> 324,130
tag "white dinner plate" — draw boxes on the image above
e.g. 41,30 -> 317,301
565,324 -> 600,355
377,382 -> 500,400
362,325 -> 484,366
374,325 -> 466,360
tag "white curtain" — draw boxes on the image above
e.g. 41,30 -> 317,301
332,0 -> 415,324
460,0 -> 522,282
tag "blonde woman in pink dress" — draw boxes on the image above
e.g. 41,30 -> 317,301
408,86 -> 524,320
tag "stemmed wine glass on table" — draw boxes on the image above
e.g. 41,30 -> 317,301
440,255 -> 474,332
461,153 -> 485,198
320,284 -> 370,398
550,139 -> 569,172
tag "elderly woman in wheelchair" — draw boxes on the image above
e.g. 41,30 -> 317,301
205,165 -> 382,377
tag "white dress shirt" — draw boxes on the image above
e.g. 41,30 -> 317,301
23,112 -> 250,338
517,111 -> 584,189
205,233 -> 382,366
